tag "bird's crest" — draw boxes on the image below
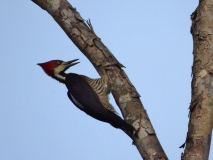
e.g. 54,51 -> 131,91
37,60 -> 62,77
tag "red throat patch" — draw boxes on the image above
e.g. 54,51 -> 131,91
37,60 -> 57,77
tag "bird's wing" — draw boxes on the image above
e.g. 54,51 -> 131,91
65,73 -> 116,123
65,73 -> 135,138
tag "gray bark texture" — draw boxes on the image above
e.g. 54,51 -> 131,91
182,1 -> 213,159
32,0 -> 168,159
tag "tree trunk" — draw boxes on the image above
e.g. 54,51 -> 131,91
182,1 -> 213,159
32,0 -> 168,159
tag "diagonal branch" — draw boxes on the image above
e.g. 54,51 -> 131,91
32,0 -> 168,159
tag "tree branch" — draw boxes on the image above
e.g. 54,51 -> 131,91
32,0 -> 168,159
182,1 -> 213,159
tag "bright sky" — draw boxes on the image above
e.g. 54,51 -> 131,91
0,1 -> 212,160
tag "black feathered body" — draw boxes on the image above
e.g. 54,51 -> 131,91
82,75 -> 117,114
65,73 -> 134,139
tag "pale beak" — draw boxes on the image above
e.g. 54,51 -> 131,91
64,59 -> 80,67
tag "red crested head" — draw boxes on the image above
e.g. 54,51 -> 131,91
37,59 -> 79,78
37,60 -> 60,77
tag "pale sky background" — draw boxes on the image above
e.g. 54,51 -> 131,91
0,1 -> 212,160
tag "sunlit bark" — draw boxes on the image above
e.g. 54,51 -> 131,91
182,1 -> 213,159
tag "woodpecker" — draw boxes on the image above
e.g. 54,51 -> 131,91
38,59 -> 135,139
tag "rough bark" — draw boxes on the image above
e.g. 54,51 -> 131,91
182,1 -> 213,159
32,0 -> 168,159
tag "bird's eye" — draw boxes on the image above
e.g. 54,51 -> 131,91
57,61 -> 61,64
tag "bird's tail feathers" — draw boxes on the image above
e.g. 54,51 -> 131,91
111,114 -> 135,140
119,119 -> 135,139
